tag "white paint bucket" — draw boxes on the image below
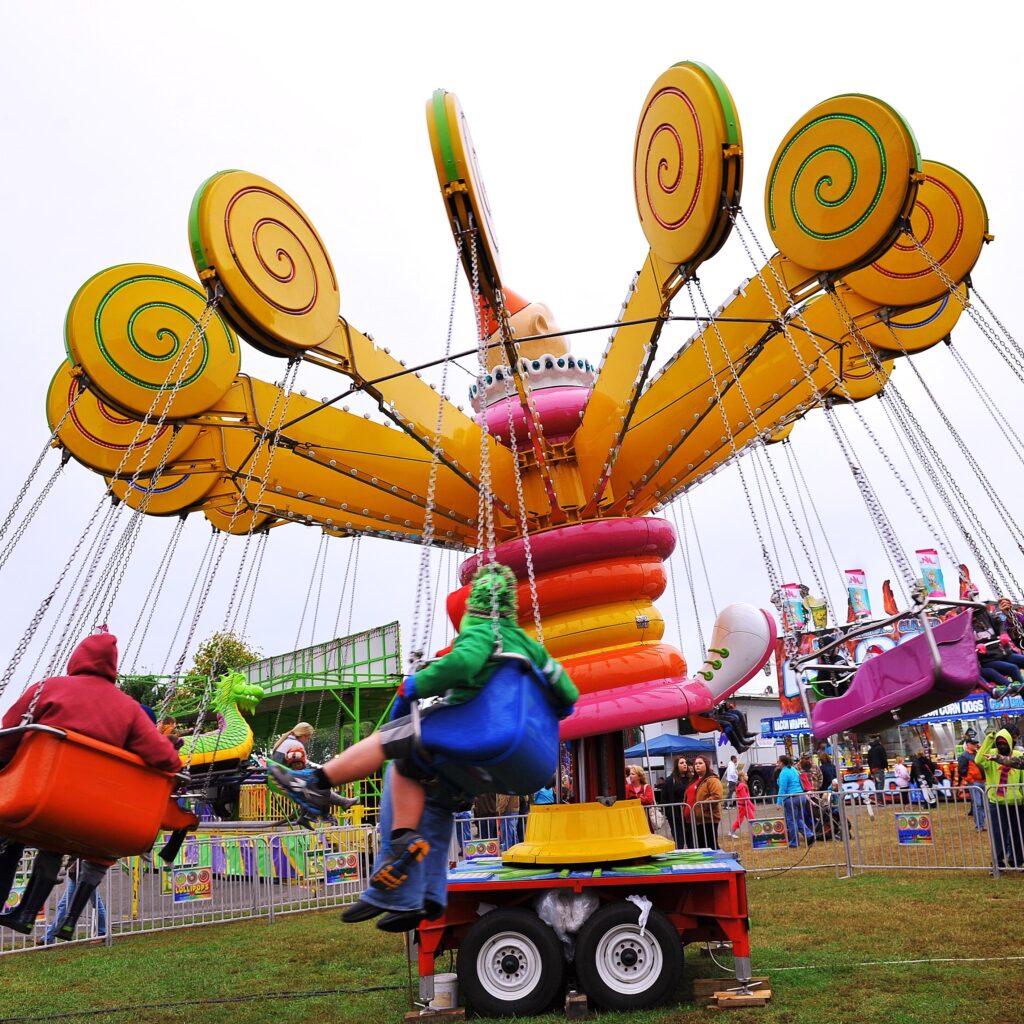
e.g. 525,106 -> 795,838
429,973 -> 459,1010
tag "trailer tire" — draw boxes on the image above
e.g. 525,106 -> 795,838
574,901 -> 682,1010
457,908 -> 565,1016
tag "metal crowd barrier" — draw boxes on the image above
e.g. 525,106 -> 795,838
5,784 -> 1021,956
0,824 -> 377,957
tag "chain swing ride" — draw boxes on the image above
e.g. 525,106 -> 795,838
0,56 -> 1021,1005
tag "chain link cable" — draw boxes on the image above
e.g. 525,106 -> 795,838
686,491 -> 718,611
692,276 -> 835,622
124,515 -> 187,671
686,278 -> 781,599
24,299 -> 222,689
946,342 -> 1024,470
732,209 -> 920,590
294,532 -> 327,651
331,536 -> 359,640
160,526 -> 218,677
882,321 -> 1024,573
169,357 -> 300,693
0,389 -> 83,554
782,438 -> 847,601
409,247 -> 461,668
19,499 -> 119,694
879,386 -> 1009,599
0,455 -> 69,575
669,498 -> 705,657
468,233 -> 502,650
233,528 -> 269,636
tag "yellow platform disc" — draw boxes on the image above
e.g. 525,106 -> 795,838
64,264 -> 240,420
189,170 -> 340,354
47,361 -> 200,476
844,161 -> 988,308
633,61 -> 742,267
106,431 -> 220,514
765,94 -> 920,273
502,801 -> 674,866
427,89 -> 502,293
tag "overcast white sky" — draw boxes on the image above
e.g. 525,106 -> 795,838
2,2 -> 1022,715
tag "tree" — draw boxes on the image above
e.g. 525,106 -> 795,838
188,631 -> 262,684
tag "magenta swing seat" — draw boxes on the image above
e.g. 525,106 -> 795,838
810,611 -> 979,738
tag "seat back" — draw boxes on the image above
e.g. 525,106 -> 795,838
415,657 -> 560,796
0,726 -> 176,860
811,612 -> 979,737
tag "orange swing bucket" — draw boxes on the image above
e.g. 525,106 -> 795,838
0,725 -> 182,861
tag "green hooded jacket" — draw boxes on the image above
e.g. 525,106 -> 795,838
975,728 -> 1024,804
410,614 -> 579,709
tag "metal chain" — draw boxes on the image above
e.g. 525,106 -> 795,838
234,528 -> 269,636
686,278 -> 781,597
160,525 -> 218,677
693,275 -> 834,619
29,299 -> 222,685
686,491 -> 717,611
879,384 -> 1012,600
946,342 -> 1024,470
733,209 -> 919,589
294,532 -> 327,650
20,499 -> 119,693
169,356 -> 300,692
499,341 -> 544,639
906,233 -> 1024,375
468,233 -> 502,650
0,388 -> 82,552
0,455 -> 69,575
124,515 -> 187,671
669,499 -> 705,656
883,321 -> 1024,572
781,438 -> 847,602
410,246 -> 461,667
331,536 -> 359,639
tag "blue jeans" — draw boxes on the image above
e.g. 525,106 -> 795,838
781,795 -> 814,847
454,811 -> 473,855
969,783 -> 987,829
359,768 -> 457,915
43,880 -> 107,942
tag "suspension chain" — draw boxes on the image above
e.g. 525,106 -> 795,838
0,455 -> 69,575
733,209 -> 919,590
410,246 -> 461,668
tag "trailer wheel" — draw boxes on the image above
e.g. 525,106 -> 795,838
574,902 -> 682,1010
457,908 -> 565,1017
747,772 -> 768,799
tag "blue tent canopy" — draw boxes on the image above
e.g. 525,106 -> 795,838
623,733 -> 717,759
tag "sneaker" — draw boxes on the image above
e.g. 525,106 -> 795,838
341,899 -> 385,924
269,765 -> 356,818
698,604 -> 777,702
729,832 -> 739,839
370,834 -> 431,892
806,834 -> 816,847
376,909 -> 426,933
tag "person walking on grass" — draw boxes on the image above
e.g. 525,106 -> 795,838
729,771 -> 756,839
776,755 -> 815,848
958,738 -> 986,831
724,756 -> 739,808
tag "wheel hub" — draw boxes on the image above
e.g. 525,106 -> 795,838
500,953 -> 522,975
619,946 -> 639,968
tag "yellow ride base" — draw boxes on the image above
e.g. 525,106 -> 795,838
502,801 -> 674,866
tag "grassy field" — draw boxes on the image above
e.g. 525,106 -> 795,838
0,871 -> 1019,1024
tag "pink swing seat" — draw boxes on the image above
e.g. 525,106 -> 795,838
810,611 -> 979,739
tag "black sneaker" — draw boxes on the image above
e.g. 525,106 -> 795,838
269,765 -> 356,818
370,834 -> 431,892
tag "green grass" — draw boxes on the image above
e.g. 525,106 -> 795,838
0,872 -> 1018,1023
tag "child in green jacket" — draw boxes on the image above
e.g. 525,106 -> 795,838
271,563 -> 578,891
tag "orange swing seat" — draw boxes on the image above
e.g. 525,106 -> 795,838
0,725 -> 195,863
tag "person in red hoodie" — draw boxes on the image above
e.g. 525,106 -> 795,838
0,630 -> 180,935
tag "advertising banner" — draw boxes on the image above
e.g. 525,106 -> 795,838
916,549 -> 946,598
171,867 -> 213,903
750,817 -> 789,849
781,583 -> 807,631
846,569 -> 871,619
895,811 -> 933,845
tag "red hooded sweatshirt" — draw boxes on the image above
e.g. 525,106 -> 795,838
0,633 -> 181,772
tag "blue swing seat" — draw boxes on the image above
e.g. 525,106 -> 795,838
411,654 -> 560,797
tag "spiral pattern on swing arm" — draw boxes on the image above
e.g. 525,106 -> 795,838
765,95 -> 920,273
189,170 -> 340,355
64,264 -> 240,420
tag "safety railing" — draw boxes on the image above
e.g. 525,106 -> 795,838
0,824 -> 377,957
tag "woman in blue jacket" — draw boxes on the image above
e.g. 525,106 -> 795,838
776,755 -> 816,848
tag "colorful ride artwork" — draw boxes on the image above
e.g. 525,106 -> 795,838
44,62 -> 991,791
